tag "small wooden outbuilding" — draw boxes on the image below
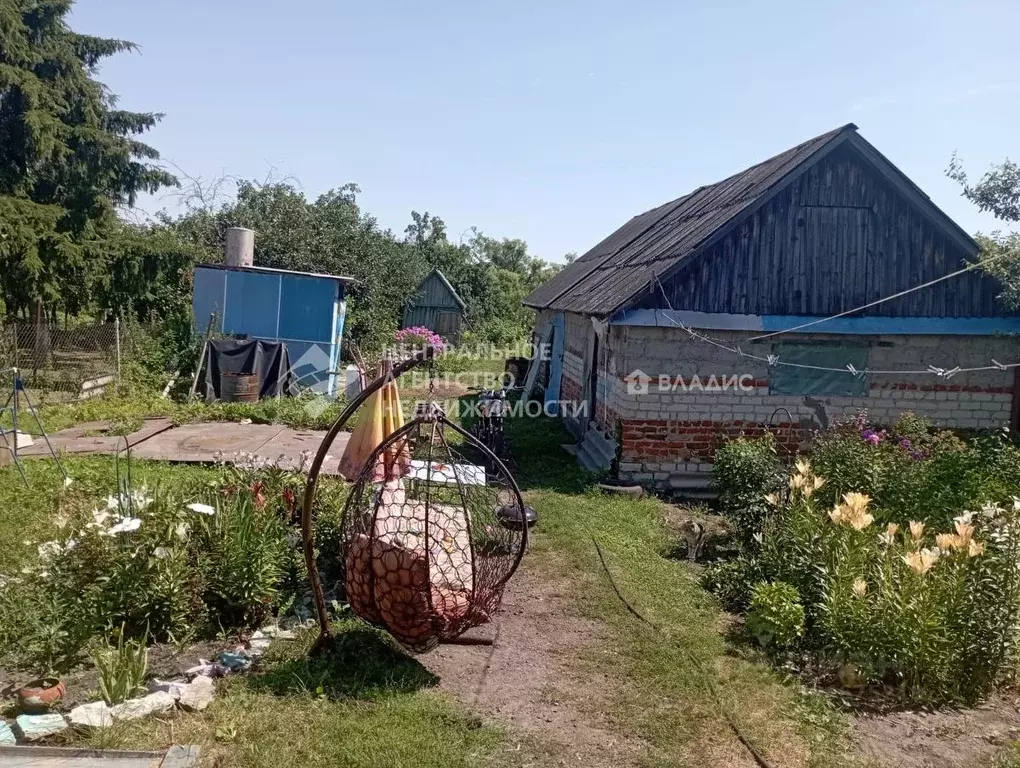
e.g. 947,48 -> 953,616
402,269 -> 466,343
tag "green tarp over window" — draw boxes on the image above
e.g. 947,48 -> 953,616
768,343 -> 869,396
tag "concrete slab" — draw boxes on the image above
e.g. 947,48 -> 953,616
14,418 -> 349,475
257,429 -> 349,474
129,423 -> 284,463
18,418 -> 174,457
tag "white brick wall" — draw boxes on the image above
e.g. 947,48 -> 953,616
600,325 -> 1017,432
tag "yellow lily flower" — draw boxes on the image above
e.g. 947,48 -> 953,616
909,521 -> 925,540
968,539 -> 986,557
954,521 -> 974,545
848,510 -> 874,531
902,547 -> 939,575
842,492 -> 872,514
852,578 -> 868,597
936,533 -> 958,551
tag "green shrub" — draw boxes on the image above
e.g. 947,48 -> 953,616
700,555 -> 762,612
91,625 -> 149,704
810,412 -> 1020,531
4,461 -> 307,672
757,458 -> 1020,704
746,581 -> 805,649
713,434 -> 783,542
197,489 -> 289,628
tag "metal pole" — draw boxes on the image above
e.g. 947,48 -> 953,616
11,367 -> 19,459
115,315 -> 122,386
19,376 -> 67,483
0,377 -> 27,484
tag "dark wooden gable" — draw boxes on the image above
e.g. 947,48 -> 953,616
654,141 -> 1006,318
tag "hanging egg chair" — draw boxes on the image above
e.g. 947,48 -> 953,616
301,348 -> 528,654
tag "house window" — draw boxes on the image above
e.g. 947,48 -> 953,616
768,343 -> 869,396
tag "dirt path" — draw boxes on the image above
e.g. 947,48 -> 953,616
422,554 -> 647,766
853,692 -> 1020,767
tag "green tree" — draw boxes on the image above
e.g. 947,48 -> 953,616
947,153 -> 1020,306
0,0 -> 175,318
160,185 -> 562,354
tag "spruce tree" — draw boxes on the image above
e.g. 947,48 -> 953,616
0,0 -> 176,318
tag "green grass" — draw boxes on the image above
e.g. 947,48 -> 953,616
0,456 -> 527,767
2,352 -> 510,437
508,416 -> 857,767
0,397 -> 861,767
64,623 -> 523,768
2,387 -> 348,436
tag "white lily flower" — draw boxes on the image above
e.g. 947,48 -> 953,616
955,511 -> 975,526
187,503 -> 216,516
108,517 -> 142,535
153,546 -> 170,559
37,541 -> 62,562
981,502 -> 1002,519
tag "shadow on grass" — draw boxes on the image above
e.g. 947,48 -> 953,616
452,394 -> 590,494
506,412 -> 595,494
247,625 -> 438,701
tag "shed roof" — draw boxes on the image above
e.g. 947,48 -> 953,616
523,124 -> 979,317
412,268 -> 467,311
196,262 -> 356,284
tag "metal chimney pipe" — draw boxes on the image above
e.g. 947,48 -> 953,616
225,227 -> 255,267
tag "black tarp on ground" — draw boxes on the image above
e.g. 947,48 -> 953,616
200,339 -> 298,401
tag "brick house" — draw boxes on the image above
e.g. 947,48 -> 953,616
523,124 -> 1020,489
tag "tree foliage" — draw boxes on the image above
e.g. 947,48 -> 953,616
0,3 -> 559,352
0,0 -> 176,318
947,153 -> 1020,307
157,181 -> 560,352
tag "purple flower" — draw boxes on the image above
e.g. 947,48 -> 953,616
899,438 -> 912,449
862,429 -> 881,445
911,449 -> 925,461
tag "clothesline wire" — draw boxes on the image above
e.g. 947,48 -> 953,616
746,249 -> 1014,342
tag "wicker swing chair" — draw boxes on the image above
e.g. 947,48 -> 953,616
301,348 -> 528,654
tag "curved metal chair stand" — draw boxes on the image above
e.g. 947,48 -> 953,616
300,346 -> 529,655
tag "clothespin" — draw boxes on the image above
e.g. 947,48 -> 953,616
767,354 -> 779,366
992,359 -> 1008,371
846,363 -> 865,379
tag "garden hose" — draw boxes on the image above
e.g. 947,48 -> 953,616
591,537 -> 777,768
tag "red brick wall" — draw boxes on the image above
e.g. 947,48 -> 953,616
620,418 -> 812,463
561,375 -> 582,404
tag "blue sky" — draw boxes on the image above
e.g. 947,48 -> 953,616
71,0 -> 1020,263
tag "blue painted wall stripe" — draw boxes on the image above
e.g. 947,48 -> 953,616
611,309 -> 1020,336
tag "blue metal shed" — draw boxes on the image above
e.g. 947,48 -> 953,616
192,263 -> 354,395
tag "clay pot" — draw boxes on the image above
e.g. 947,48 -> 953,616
17,677 -> 66,713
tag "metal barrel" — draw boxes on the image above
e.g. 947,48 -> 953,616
220,372 -> 260,402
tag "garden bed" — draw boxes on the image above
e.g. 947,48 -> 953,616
703,412 -> 1020,708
